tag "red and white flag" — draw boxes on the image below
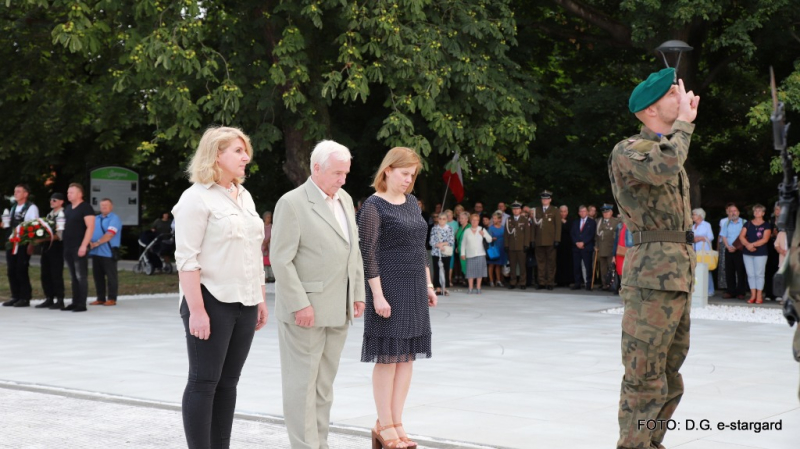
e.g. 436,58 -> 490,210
442,153 -> 464,203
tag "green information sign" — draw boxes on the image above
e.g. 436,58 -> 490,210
89,166 -> 140,226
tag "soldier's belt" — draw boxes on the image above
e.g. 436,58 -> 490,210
632,230 -> 694,245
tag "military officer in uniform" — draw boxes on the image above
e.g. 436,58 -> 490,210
596,203 -> 620,291
609,68 -> 699,449
532,190 -> 561,290
504,201 -> 531,289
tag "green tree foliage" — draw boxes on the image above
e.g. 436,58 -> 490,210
0,0 -> 146,201
43,0 -> 537,190
504,0 -> 800,213
3,0 -> 799,220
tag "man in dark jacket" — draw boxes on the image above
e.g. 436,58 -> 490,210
570,205 -> 596,290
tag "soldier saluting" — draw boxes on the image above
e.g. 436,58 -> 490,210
608,68 -> 699,449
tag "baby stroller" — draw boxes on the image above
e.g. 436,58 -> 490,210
134,230 -> 173,275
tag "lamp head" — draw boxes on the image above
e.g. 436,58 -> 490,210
655,40 -> 693,82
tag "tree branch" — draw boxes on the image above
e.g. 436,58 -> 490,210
699,52 -> 741,93
552,0 -> 631,45
531,22 -> 632,49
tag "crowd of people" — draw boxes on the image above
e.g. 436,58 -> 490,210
2,184 -> 177,311
408,198 -> 635,296
404,198 -> 789,304
2,183 -> 121,311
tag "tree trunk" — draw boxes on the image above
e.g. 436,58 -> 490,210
685,159 -> 703,208
282,125 -> 313,187
281,102 -> 332,187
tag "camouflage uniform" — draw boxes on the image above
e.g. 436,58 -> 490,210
790,206 -> 800,401
608,121 -> 696,449
596,216 -> 620,289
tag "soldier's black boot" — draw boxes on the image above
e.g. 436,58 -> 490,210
13,299 -> 30,307
36,298 -> 55,308
49,299 -> 65,310
2,298 -> 20,307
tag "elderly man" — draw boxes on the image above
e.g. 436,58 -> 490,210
570,205 -> 596,290
721,203 -> 748,299
89,199 -> 123,306
2,184 -> 40,307
609,68 -> 699,449
271,140 -> 365,449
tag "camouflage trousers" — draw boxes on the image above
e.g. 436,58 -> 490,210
617,285 -> 690,449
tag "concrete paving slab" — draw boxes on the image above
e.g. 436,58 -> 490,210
0,285 -> 798,448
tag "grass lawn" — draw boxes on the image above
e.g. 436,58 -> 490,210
0,265 -> 179,301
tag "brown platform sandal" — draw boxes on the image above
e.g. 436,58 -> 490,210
372,420 -> 408,449
392,423 -> 418,448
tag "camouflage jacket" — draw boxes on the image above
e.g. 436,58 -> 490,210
608,121 -> 696,293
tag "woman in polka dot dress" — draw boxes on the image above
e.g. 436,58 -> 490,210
357,147 -> 437,449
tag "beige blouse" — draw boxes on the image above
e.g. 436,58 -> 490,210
172,182 -> 265,306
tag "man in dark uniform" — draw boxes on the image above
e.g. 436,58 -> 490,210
2,184 -> 40,307
504,201 -> 531,289
596,203 -> 620,291
532,190 -> 561,290
609,68 -> 699,449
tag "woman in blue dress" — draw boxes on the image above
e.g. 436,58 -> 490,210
486,211 -> 508,287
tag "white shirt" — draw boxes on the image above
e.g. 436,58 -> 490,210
311,179 -> 350,244
5,202 -> 39,241
692,220 -> 714,252
460,226 -> 492,258
172,183 -> 265,306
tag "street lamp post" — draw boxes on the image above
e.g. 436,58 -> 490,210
655,40 -> 693,82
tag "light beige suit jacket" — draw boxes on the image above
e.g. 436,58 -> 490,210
271,178 -> 365,326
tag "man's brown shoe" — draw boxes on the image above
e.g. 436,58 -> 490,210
104,300 -> 117,306
89,300 -> 105,306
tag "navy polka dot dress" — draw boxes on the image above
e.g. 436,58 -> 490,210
357,194 -> 432,364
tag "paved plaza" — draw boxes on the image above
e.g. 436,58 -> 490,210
1,282 -> 798,448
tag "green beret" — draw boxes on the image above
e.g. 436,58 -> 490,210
628,68 -> 675,113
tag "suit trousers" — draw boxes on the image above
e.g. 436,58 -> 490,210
617,287 -> 690,449
63,247 -> 89,307
725,249 -> 748,296
41,241 -> 65,301
92,255 -> 118,301
278,320 -> 349,449
535,246 -> 557,286
598,255 -> 613,288
180,287 -> 257,449
572,248 -> 592,286
507,249 -> 526,286
6,244 -> 32,300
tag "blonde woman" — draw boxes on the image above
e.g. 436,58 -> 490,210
357,147 -> 437,449
172,126 -> 268,448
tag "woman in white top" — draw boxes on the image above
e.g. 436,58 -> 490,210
460,213 -> 492,294
172,126 -> 268,449
691,208 -> 715,296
